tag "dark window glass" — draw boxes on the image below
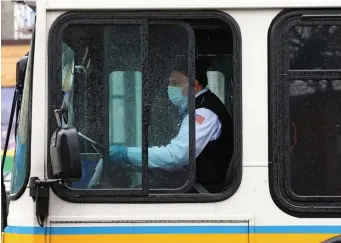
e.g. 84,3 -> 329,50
287,25 -> 341,70
269,10 -> 341,216
289,79 -> 341,196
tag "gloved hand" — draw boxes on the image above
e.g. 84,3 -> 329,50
109,145 -> 128,164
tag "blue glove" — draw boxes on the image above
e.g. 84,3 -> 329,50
109,145 -> 128,164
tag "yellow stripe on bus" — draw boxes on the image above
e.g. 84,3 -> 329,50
3,233 -> 338,243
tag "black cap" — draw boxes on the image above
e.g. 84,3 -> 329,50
172,56 -> 209,87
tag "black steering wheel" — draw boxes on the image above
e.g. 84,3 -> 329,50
76,132 -> 139,189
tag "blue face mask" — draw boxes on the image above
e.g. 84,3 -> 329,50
167,86 -> 188,107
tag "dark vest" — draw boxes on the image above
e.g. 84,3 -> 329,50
195,90 -> 233,192
148,90 -> 233,192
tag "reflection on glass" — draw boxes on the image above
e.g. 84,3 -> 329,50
61,23 -> 195,191
10,47 -> 33,194
289,79 -> 341,196
207,71 -> 225,104
1,88 -> 16,191
287,25 -> 341,70
147,24 -> 192,189
61,42 -> 75,128
61,24 -> 144,190
108,71 -> 143,189
206,55 -> 233,115
105,25 -> 143,189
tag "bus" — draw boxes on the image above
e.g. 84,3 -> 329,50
2,0 -> 341,242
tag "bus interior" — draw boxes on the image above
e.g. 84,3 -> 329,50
59,15 -> 236,194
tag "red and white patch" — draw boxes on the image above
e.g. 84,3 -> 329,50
195,114 -> 205,124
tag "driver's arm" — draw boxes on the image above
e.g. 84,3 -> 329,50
127,108 -> 221,171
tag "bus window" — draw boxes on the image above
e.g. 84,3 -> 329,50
61,42 -> 75,128
10,35 -> 34,197
48,11 -> 241,202
269,10 -> 341,216
206,54 -> 234,115
207,71 -> 225,105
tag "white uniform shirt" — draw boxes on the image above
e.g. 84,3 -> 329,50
127,88 -> 222,171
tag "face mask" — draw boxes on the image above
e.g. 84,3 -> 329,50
167,86 -> 188,107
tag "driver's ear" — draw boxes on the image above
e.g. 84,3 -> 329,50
194,79 -> 201,93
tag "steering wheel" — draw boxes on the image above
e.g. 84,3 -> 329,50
76,132 -> 139,189
59,64 -> 137,188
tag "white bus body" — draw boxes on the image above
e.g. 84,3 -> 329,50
2,1 -> 341,243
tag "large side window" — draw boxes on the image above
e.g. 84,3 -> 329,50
9,30 -> 34,197
269,10 -> 341,216
49,12 -> 241,202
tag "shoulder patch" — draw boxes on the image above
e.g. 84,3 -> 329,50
195,114 -> 205,124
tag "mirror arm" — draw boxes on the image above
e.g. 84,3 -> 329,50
54,108 -> 63,127
28,177 -> 63,227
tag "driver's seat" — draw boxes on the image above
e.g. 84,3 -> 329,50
193,154 -> 235,194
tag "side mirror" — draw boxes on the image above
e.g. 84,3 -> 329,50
50,127 -> 82,181
16,54 -> 28,89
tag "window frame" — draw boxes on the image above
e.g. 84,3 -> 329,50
102,19 -> 150,196
48,10 -> 242,203
268,9 -> 341,217
102,19 -> 197,195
